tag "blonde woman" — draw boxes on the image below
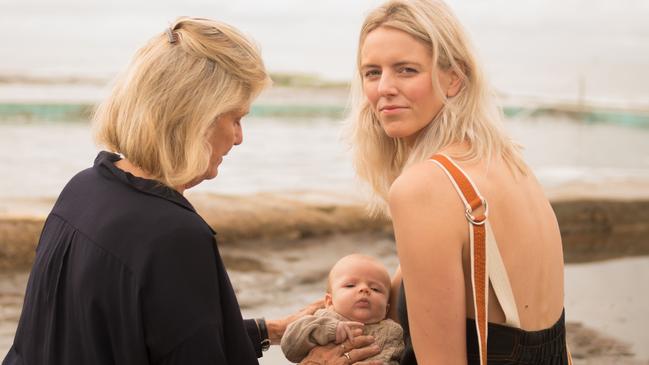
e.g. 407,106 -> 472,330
349,1 -> 571,364
3,17 -> 379,365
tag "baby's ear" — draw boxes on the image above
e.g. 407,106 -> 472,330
324,293 -> 333,308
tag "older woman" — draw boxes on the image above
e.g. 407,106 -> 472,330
349,1 -> 572,364
3,17 -> 379,365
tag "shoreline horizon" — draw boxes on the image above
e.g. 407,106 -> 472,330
1,186 -> 649,271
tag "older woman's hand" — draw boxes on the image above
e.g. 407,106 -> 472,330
299,329 -> 382,365
266,299 -> 325,344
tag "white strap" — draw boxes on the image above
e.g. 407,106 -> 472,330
486,222 -> 521,328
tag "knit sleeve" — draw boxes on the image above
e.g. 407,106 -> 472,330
280,315 -> 339,363
377,320 -> 405,365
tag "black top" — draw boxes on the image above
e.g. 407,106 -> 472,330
398,282 -> 569,364
3,151 -> 263,365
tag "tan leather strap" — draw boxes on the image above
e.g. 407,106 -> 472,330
430,154 -> 488,365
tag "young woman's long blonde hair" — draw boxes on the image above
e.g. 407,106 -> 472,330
94,17 -> 270,188
348,0 -> 526,215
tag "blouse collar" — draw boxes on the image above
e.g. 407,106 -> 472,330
93,151 -> 216,235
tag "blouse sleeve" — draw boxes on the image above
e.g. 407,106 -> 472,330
244,318 -> 263,358
154,324 -> 227,365
140,222 -> 258,364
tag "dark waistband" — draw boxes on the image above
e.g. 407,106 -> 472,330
467,309 -> 566,347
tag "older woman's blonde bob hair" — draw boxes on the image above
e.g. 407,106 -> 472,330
94,17 -> 270,188
348,0 -> 527,215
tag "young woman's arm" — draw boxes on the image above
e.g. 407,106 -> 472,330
388,162 -> 468,365
388,266 -> 402,322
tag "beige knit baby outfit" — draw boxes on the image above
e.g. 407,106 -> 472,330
281,308 -> 404,364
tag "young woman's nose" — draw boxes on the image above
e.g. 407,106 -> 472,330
377,71 -> 398,97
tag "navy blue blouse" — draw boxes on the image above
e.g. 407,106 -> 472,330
3,152 -> 262,364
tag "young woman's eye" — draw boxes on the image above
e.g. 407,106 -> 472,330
399,67 -> 418,74
363,69 -> 381,78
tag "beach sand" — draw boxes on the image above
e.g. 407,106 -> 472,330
0,232 -> 646,364
0,182 -> 648,363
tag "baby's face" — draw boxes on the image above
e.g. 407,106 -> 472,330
326,257 -> 390,324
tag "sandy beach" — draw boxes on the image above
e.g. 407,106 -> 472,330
0,232 -> 647,364
0,183 -> 648,363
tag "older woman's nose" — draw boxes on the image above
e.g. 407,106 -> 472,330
234,124 -> 243,145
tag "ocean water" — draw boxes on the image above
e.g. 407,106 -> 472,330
1,0 -> 649,106
1,0 -> 648,200
1,115 -> 648,200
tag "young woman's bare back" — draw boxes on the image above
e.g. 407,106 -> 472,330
389,147 -> 566,363
453,152 -> 565,330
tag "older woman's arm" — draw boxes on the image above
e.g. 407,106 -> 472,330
243,299 -> 324,358
388,162 -> 468,365
266,299 -> 325,344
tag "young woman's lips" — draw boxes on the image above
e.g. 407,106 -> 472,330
380,106 -> 407,115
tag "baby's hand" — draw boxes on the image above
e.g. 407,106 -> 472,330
335,321 -> 364,344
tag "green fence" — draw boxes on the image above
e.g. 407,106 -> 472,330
1,102 -> 648,127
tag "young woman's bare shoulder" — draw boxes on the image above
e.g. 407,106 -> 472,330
388,160 -> 456,211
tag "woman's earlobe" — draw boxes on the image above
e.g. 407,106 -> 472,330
446,70 -> 463,98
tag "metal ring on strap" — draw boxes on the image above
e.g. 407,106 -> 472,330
465,197 -> 488,225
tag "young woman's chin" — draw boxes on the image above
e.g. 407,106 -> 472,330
382,125 -> 422,141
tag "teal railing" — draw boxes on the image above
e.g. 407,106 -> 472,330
1,102 -> 648,128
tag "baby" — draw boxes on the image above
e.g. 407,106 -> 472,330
281,254 -> 404,364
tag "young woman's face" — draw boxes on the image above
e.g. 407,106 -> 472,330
360,26 -> 454,145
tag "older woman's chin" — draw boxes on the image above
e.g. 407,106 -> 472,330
181,169 -> 218,191
196,169 -> 218,185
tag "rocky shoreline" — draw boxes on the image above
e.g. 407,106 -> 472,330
1,191 -> 649,270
